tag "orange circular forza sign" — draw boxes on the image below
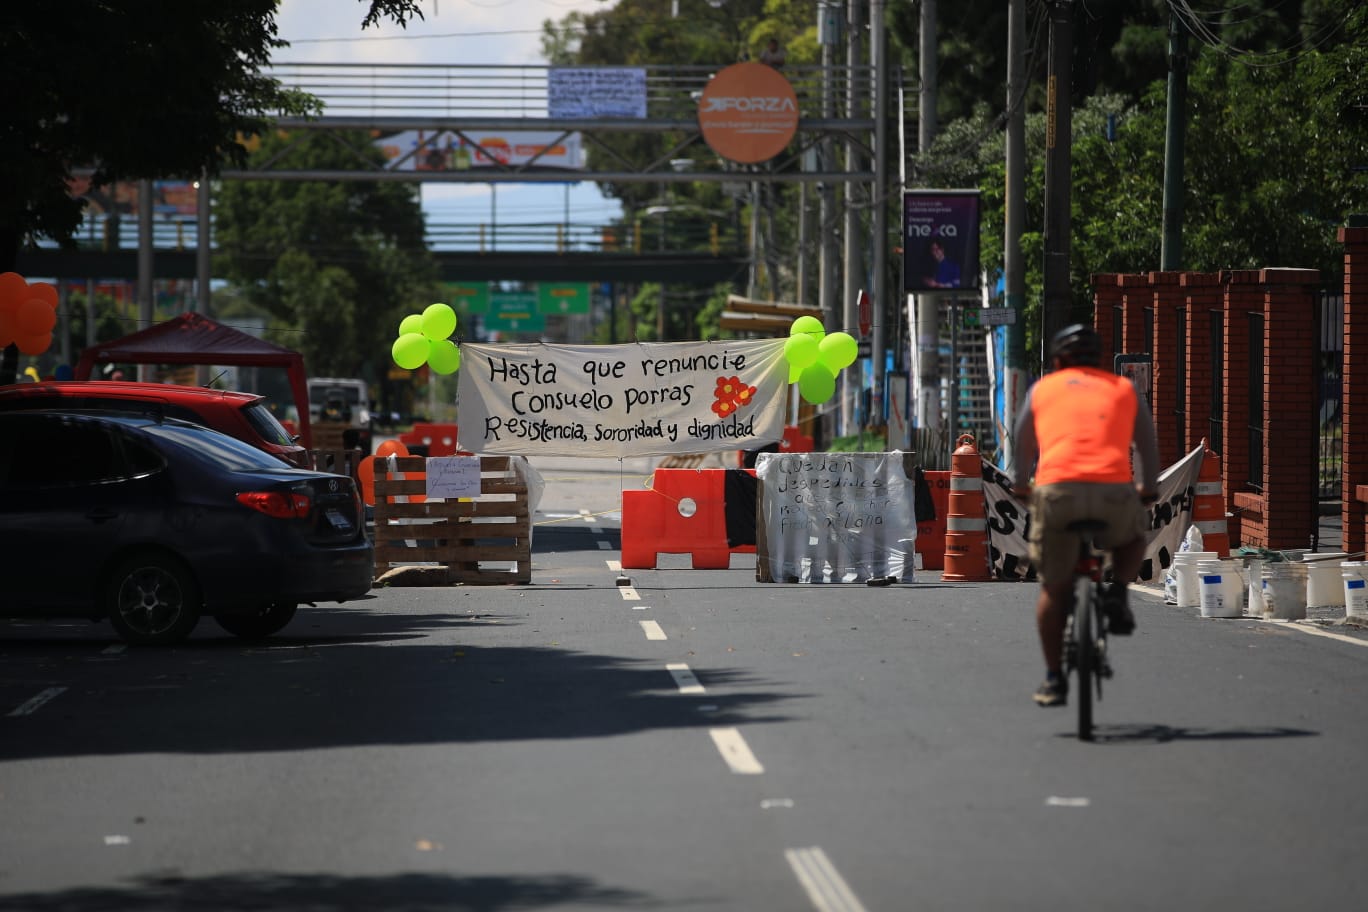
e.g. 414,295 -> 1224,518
697,62 -> 799,164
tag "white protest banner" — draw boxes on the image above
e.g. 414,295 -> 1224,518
756,451 -> 917,584
980,445 -> 1205,582
457,340 -> 790,458
549,67 -> 647,118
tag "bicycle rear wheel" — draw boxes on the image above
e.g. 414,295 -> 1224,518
1073,574 -> 1095,741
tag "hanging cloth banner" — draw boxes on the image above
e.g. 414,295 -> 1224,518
457,340 -> 790,458
979,444 -> 1205,583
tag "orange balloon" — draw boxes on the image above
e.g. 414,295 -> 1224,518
15,332 -> 52,356
0,273 -> 26,313
28,283 -> 58,309
357,455 -> 377,507
17,298 -> 56,336
374,439 -> 410,459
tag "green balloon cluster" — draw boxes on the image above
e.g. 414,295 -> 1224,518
784,317 -> 858,405
392,303 -> 462,374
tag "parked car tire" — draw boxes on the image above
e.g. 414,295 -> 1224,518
215,603 -> 299,640
105,553 -> 202,646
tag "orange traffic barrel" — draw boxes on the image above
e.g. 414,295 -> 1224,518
943,434 -> 993,581
1193,438 -> 1230,557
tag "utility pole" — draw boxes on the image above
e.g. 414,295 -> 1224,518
843,0 -> 863,439
1001,0 -> 1029,468
818,1 -> 841,447
914,0 -> 941,433
870,0 -> 888,439
137,179 -> 154,383
1041,0 -> 1075,371
1160,10 -> 1189,271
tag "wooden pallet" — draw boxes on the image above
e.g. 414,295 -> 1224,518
309,447 -> 364,483
372,455 -> 531,585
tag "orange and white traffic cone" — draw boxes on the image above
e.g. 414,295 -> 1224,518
943,434 -> 993,581
1193,438 -> 1230,557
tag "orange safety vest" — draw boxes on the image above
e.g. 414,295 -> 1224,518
1029,366 -> 1138,486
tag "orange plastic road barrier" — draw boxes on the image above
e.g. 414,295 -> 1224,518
916,470 -> 951,571
1193,438 -> 1230,558
399,422 -> 459,457
621,468 -> 756,570
942,434 -> 993,581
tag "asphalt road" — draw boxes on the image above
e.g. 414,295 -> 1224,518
2,458 -> 1366,911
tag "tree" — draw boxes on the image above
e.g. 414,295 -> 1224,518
213,130 -> 436,380
0,0 -> 423,384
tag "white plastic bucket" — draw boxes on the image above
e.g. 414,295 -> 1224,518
1197,559 -> 1244,618
1245,559 -> 1265,617
1341,562 -> 1368,620
1303,553 -> 1348,608
1174,551 -> 1219,609
1262,562 -> 1309,620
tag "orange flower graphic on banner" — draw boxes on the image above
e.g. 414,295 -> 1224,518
713,375 -> 758,415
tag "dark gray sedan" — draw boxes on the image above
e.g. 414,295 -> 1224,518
0,410 -> 374,645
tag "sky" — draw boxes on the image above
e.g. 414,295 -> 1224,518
271,0 -> 624,232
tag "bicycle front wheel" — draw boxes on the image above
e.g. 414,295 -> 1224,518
1073,575 -> 1095,741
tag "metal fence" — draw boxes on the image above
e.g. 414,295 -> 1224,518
1318,285 -> 1344,500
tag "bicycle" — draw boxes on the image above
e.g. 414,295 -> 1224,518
1062,518 -> 1114,742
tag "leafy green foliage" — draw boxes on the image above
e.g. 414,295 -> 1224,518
213,131 -> 436,379
0,0 -> 429,384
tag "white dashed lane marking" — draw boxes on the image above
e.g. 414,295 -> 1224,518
785,847 -> 869,912
709,727 -> 764,774
8,687 -> 67,717
666,663 -> 705,694
639,620 -> 667,641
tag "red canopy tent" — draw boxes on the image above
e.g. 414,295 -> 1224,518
74,312 -> 314,448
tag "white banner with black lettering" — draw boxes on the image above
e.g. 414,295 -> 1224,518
979,445 -> 1205,582
457,340 -> 790,457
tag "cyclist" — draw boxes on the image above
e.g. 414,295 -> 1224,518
1010,324 -> 1159,707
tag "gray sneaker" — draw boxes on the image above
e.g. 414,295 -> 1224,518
1033,676 -> 1068,707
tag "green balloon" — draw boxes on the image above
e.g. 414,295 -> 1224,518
798,363 -> 836,404
421,302 -> 458,341
819,331 -> 859,371
784,332 -> 820,369
399,313 -> 424,336
392,332 -> 429,370
428,339 -> 462,375
788,361 -> 802,384
790,315 -> 826,341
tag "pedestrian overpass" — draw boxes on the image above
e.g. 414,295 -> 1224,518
24,60 -> 885,293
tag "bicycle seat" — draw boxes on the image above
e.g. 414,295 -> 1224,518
1065,518 -> 1108,534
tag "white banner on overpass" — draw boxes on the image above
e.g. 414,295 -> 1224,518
457,340 -> 789,458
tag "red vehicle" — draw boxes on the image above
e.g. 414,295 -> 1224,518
0,381 -> 309,468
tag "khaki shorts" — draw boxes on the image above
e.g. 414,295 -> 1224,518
1028,482 -> 1148,586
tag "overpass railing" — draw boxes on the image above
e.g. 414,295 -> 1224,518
263,61 -> 876,121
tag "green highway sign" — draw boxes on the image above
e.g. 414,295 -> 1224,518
443,282 -> 490,315
537,282 -> 591,314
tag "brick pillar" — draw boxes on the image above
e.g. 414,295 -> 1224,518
1224,270 -> 1263,545
1092,274 -> 1122,367
1149,272 -> 1184,465
1341,227 -> 1368,556
1181,272 -> 1221,458
1260,268 -> 1321,550
1118,273 -> 1149,355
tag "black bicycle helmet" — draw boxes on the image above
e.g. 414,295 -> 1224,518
1049,323 -> 1102,366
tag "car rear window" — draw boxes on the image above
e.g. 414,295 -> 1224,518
242,402 -> 297,445
146,423 -> 295,473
